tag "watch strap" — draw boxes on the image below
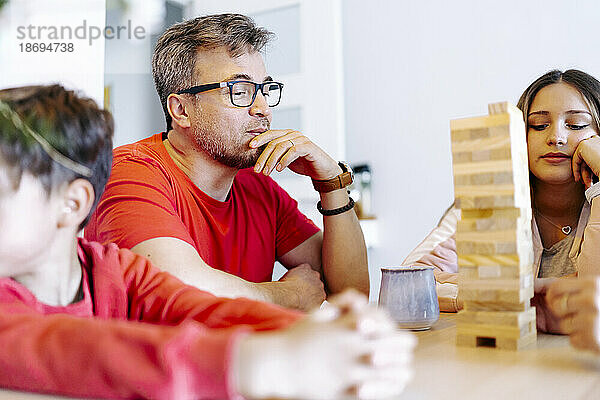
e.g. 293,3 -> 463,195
311,162 -> 353,193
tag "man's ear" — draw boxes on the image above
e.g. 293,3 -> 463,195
167,93 -> 192,129
57,179 -> 95,229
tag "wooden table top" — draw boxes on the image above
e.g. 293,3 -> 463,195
2,313 -> 599,399
402,313 -> 600,400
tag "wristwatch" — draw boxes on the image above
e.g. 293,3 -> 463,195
311,161 -> 354,193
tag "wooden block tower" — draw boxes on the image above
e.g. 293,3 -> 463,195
451,102 -> 536,350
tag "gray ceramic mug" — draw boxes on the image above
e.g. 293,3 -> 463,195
378,266 -> 440,330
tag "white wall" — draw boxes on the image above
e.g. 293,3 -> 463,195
342,0 -> 600,299
0,0 -> 106,106
103,2 -> 170,147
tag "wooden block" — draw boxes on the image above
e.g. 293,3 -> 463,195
488,102 -> 509,115
457,208 -> 528,232
451,127 -> 493,143
453,159 -> 512,175
496,331 -> 537,350
456,307 -> 535,326
453,174 -> 470,186
461,215 -> 518,231
456,229 -> 519,247
456,216 -> 533,260
460,207 -> 525,220
457,229 -> 517,241
488,125 -> 509,137
471,173 -> 495,185
452,171 -> 515,186
458,216 -> 517,232
456,240 -> 516,255
450,212 -> 533,262
456,307 -> 536,351
452,151 -> 472,164
451,133 -> 511,154
456,333 -> 478,347
450,129 -> 472,142
464,300 -> 530,312
470,127 -> 490,139
455,193 -> 517,210
450,112 -> 511,132
457,321 -> 532,339
459,264 -> 533,280
458,276 -> 533,292
471,149 -> 491,162
457,254 -> 528,268
454,184 -> 519,197
459,284 -> 534,304
490,147 -> 511,160
456,331 -> 536,350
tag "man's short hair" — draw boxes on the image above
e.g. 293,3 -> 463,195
0,84 -> 114,230
152,13 -> 274,130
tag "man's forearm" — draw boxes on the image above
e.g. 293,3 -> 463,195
167,265 -> 321,311
170,267 -> 321,311
146,260 -> 308,309
320,189 -> 370,295
132,237 -> 325,311
157,260 -> 273,302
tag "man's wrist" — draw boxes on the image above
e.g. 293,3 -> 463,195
319,188 -> 350,210
311,162 -> 352,193
320,163 -> 343,181
257,280 -> 300,309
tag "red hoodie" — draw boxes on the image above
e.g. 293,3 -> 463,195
0,239 -> 302,399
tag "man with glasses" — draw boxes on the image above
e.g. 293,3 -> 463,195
85,13 -> 369,310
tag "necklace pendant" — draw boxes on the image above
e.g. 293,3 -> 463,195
562,226 -> 572,235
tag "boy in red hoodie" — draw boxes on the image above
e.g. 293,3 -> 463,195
0,84 -> 414,399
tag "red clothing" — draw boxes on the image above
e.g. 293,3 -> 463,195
0,239 -> 302,399
85,133 -> 320,282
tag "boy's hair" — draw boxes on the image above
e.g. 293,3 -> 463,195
0,84 -> 114,230
152,13 -> 274,130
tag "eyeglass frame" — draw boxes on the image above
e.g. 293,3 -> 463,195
175,80 -> 284,108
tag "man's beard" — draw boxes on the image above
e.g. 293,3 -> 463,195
191,124 -> 268,169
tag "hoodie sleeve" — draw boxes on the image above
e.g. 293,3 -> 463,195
575,197 -> 600,277
0,301 -> 251,399
402,205 -> 461,312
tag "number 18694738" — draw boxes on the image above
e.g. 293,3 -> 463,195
19,42 -> 74,53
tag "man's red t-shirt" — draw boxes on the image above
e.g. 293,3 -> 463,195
85,133 -> 320,282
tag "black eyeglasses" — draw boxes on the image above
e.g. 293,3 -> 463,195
176,80 -> 284,108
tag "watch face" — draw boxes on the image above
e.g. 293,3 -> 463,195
339,161 -> 353,179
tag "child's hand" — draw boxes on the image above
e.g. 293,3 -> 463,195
235,289 -> 417,400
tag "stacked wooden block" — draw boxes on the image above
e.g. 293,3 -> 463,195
451,102 -> 536,350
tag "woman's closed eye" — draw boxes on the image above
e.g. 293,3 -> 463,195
530,124 -> 549,131
566,123 -> 590,130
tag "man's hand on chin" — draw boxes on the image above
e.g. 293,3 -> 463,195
249,129 -> 341,180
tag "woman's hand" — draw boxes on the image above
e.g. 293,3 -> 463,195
572,135 -> 600,188
546,277 -> 600,353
